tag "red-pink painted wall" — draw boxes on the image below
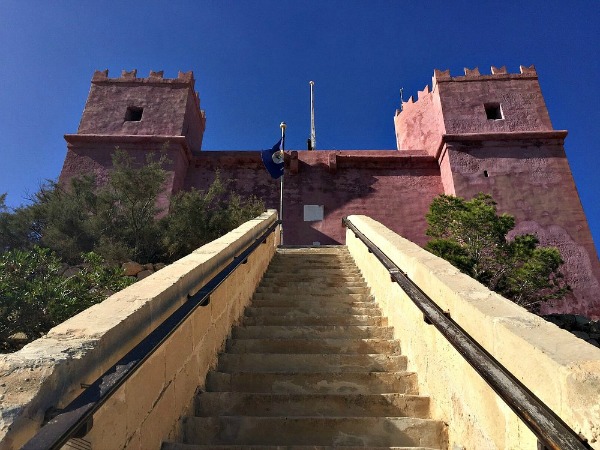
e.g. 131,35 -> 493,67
60,136 -> 190,215
443,139 -> 600,316
185,150 -> 443,246
394,83 -> 445,156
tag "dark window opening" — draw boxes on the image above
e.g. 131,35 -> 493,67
484,103 -> 503,120
483,170 -> 489,177
125,106 -> 143,122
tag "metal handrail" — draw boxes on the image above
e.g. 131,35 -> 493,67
22,219 -> 280,450
342,217 -> 591,450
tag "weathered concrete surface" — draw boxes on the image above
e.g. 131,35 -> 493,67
181,416 -> 446,447
346,215 -> 600,449
206,371 -> 420,395
0,211 -> 279,450
195,392 -> 430,418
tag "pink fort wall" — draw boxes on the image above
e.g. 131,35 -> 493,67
185,150 -> 443,246
59,68 -> 600,317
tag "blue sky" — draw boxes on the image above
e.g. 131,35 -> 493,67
1,1 -> 599,249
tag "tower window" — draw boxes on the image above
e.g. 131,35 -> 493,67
484,103 -> 503,120
125,106 -> 143,121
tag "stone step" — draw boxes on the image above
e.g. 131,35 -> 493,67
265,269 -> 360,276
162,249 -> 448,450
242,314 -> 387,327
195,393 -> 430,418
273,252 -> 352,259
260,279 -> 367,288
180,416 -> 446,447
255,285 -> 369,295
262,273 -> 364,281
276,248 -> 350,253
266,266 -> 360,274
273,250 -> 351,256
250,298 -> 376,308
251,292 -> 373,302
217,353 -> 407,373
232,325 -> 394,340
243,306 -> 381,318
164,444 -> 440,450
273,252 -> 354,263
276,248 -> 350,255
206,371 -> 420,395
226,338 -> 401,355
266,261 -> 357,269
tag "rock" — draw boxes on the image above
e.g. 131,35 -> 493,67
154,262 -> 167,271
57,263 -> 70,276
62,266 -> 81,278
122,261 -> 144,276
143,263 -> 154,271
7,332 -> 27,341
136,269 -> 153,280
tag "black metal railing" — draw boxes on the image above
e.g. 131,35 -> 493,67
343,217 -> 591,450
22,219 -> 280,450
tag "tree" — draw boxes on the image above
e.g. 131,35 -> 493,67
162,171 -> 265,260
425,193 -> 569,312
1,150 -> 265,265
2,149 -> 169,263
0,192 -> 42,251
92,149 -> 168,262
0,152 -> 265,352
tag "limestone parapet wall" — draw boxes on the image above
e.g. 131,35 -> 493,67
0,210 -> 279,450
346,215 -> 600,449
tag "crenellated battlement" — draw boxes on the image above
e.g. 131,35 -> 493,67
91,69 -> 196,87
397,84 -> 433,114
395,64 -> 553,155
399,65 -> 540,112
433,64 -> 537,86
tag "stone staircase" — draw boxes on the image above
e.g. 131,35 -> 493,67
162,246 -> 447,449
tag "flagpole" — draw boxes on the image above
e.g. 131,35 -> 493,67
309,81 -> 316,151
279,121 -> 286,246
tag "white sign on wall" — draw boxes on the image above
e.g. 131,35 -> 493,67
304,205 -> 324,222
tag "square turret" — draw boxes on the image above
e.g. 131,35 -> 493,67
395,65 -> 553,155
77,69 -> 205,152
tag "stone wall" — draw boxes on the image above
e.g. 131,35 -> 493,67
346,215 -> 600,449
0,211 -> 279,450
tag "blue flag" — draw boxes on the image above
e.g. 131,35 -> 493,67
261,138 -> 284,179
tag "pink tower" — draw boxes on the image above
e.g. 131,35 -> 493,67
60,69 -> 205,211
395,65 -> 600,315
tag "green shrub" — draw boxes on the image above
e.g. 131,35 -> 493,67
425,193 -> 569,312
0,247 -> 133,352
162,172 -> 265,260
